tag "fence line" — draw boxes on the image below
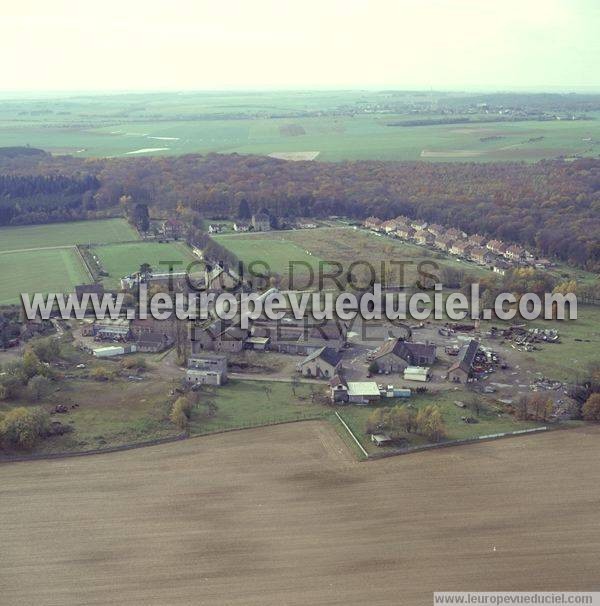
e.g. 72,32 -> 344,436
334,412 -> 369,459
368,426 -> 549,459
0,413 -> 325,464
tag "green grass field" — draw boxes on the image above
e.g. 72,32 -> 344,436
0,219 -> 140,304
0,248 -> 90,305
215,226 -> 489,288
92,241 -> 199,288
1,91 -> 598,162
0,218 -> 139,252
213,232 -> 323,280
338,390 -> 540,455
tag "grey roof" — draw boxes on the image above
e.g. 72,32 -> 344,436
450,339 -> 479,373
300,346 -> 342,368
373,339 -> 435,363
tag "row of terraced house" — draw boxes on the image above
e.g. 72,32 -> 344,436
363,216 -> 554,275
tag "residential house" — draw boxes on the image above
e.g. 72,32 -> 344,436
427,224 -> 445,237
395,225 -> 415,240
504,244 -> 526,261
186,354 -> 228,386
435,234 -> 455,252
415,231 -> 435,246
372,339 -> 436,373
298,346 -> 342,379
380,219 -> 400,233
486,239 -> 508,255
468,234 -> 487,248
251,212 -> 271,231
233,222 -> 250,232
492,259 -> 511,276
449,241 -> 472,257
447,339 -> 479,383
161,218 -> 183,239
411,220 -> 428,232
364,216 -> 383,231
208,223 -> 226,234
446,227 -> 467,240
469,246 -> 494,265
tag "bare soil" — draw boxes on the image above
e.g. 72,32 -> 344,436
2,422 -> 600,605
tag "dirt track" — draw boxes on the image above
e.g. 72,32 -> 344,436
2,423 -> 600,605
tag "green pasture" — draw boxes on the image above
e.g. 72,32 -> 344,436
0,247 -> 90,305
339,390 -> 540,455
92,241 -> 198,288
0,218 -> 139,252
213,232 -> 323,280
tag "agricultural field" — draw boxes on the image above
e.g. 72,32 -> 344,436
213,232 -> 323,281
0,218 -> 139,252
2,422 -> 600,605
0,219 -> 140,304
0,91 -> 598,162
215,226 -> 489,288
0,248 -> 91,305
91,241 -> 199,288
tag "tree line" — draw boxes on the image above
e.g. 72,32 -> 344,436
1,151 -> 598,270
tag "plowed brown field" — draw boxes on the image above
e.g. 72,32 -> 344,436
2,422 -> 600,605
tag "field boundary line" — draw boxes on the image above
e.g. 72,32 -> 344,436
0,245 -> 78,255
368,425 -> 549,460
335,411 -> 368,459
74,244 -> 95,282
0,416 -> 326,464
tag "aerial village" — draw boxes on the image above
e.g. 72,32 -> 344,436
67,213 -> 572,451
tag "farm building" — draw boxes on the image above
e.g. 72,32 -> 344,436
447,339 -> 479,383
214,326 -> 249,353
298,346 -> 342,379
204,264 -> 241,291
92,318 -> 131,340
93,344 -> 137,358
130,317 -> 177,340
372,339 -> 436,373
346,381 -> 381,405
329,374 -> 349,403
251,212 -> 271,232
186,354 -> 228,386
403,366 -> 431,382
371,433 -> 392,447
190,319 -> 224,352
135,333 -> 171,353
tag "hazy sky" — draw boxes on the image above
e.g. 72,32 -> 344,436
2,0 -> 599,91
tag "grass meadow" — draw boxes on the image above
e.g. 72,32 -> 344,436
0,218 -> 139,252
0,247 -> 91,305
91,240 -> 199,288
0,219 -> 140,304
